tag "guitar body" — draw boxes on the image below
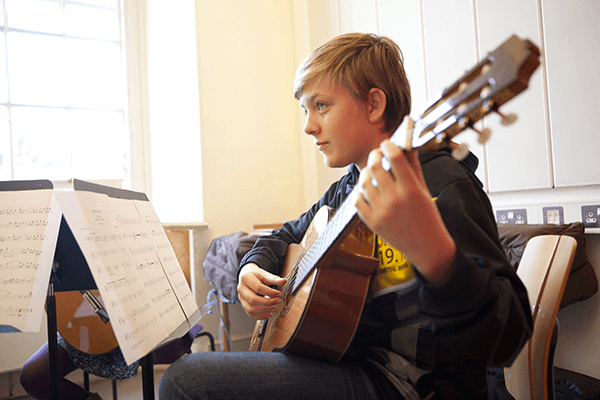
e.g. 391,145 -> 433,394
54,290 -> 118,354
249,206 -> 379,364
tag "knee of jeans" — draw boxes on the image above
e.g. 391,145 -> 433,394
158,357 -> 202,399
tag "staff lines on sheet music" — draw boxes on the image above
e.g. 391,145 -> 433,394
1,277 -> 38,285
116,289 -> 146,307
90,246 -> 128,259
0,260 -> 39,270
158,303 -> 178,319
0,233 -> 46,243
104,276 -> 139,293
0,290 -> 32,299
150,289 -> 172,304
124,316 -> 157,344
96,260 -> 132,277
128,244 -> 155,256
0,247 -> 43,256
141,275 -> 168,288
0,207 -> 51,215
0,219 -> 49,229
116,216 -> 143,226
135,259 -> 158,271
84,233 -> 122,244
123,232 -> 149,241
0,306 -> 33,316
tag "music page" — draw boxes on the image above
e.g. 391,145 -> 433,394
55,190 -> 167,365
0,190 -> 61,332
134,199 -> 198,319
110,197 -> 190,333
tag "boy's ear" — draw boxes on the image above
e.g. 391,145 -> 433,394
366,88 -> 386,124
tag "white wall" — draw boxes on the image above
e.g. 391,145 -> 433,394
191,0 -> 311,344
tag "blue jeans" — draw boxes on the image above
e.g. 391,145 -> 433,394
158,351 -> 380,400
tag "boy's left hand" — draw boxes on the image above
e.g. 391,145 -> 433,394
355,140 -> 456,285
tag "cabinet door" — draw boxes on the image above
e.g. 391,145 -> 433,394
421,0 -> 486,184
542,0 -> 600,187
377,0 -> 427,118
476,0 -> 551,192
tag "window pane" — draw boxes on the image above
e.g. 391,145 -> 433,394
65,3 -> 120,41
8,32 -> 66,107
0,34 -> 7,103
69,0 -> 117,8
67,38 -> 123,109
7,0 -> 63,35
11,107 -> 71,180
0,106 -> 12,180
69,109 -> 126,180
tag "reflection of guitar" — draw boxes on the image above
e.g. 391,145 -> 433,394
249,35 -> 541,364
54,290 -> 119,354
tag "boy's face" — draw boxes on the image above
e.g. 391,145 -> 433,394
299,78 -> 386,170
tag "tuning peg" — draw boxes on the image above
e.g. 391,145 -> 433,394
451,142 -> 469,160
497,110 -> 518,126
470,126 -> 492,144
477,128 -> 492,144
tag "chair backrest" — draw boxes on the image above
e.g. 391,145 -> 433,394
504,234 -> 577,400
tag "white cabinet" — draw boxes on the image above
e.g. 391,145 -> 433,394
336,0 -> 600,192
377,0 -> 427,117
476,0 -> 551,192
541,0 -> 600,187
420,0 -> 486,185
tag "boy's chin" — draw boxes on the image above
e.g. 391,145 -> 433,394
322,157 -> 349,169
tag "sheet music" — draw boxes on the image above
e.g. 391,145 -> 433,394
0,190 -> 61,332
54,190 -> 200,365
55,191 -> 167,365
134,200 -> 198,319
110,197 -> 188,331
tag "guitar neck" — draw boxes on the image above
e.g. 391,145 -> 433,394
292,192 -> 361,293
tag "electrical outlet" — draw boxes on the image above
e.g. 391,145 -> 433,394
543,206 -> 564,225
581,205 -> 600,228
496,209 -> 527,225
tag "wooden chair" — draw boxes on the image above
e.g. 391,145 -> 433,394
504,235 -> 577,400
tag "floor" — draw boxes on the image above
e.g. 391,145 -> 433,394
14,365 -> 168,400
555,367 -> 600,400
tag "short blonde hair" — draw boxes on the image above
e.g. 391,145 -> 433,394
294,33 -> 411,133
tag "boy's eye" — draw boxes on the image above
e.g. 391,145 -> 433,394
316,102 -> 326,110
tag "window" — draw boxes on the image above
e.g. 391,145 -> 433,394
0,0 -> 203,223
0,0 -> 130,185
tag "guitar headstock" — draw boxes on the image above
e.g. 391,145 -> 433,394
392,35 -> 540,158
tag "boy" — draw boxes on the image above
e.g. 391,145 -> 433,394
159,33 -> 532,399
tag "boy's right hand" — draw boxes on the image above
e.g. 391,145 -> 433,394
237,263 -> 286,320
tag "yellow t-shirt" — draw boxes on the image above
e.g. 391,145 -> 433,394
370,236 -> 418,298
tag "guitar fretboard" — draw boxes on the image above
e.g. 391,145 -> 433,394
292,190 -> 359,293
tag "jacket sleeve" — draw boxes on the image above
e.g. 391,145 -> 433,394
418,152 -> 533,368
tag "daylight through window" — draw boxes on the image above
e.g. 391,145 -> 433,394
0,0 -> 129,185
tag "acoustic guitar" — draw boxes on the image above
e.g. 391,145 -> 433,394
249,35 -> 541,364
54,289 -> 119,354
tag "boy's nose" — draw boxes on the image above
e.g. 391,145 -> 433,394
303,114 -> 319,136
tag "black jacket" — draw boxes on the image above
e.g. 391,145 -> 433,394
240,149 -> 532,399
